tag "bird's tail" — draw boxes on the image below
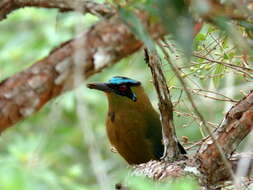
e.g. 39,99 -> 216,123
177,141 -> 187,154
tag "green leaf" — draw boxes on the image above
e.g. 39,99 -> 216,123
119,7 -> 155,51
239,21 -> 253,33
223,54 -> 229,60
156,0 -> 194,57
213,17 -> 230,31
228,52 -> 235,59
195,33 -> 206,42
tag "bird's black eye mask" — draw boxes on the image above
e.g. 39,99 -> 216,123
108,84 -> 137,102
87,76 -> 141,102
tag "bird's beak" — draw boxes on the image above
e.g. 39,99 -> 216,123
87,82 -> 112,92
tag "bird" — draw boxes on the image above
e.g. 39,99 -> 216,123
87,76 -> 186,164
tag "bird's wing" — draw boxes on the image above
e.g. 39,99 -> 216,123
144,112 -> 164,159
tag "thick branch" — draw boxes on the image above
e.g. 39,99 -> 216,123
197,90 -> 253,185
0,13 -> 164,132
145,49 -> 182,160
0,0 -> 115,21
0,0 -> 253,187
133,153 -> 253,189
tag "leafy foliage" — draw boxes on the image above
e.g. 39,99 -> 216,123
119,7 -> 155,50
0,0 -> 253,189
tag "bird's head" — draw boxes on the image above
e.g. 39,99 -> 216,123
87,76 -> 141,102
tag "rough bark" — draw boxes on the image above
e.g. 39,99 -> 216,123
0,11 -> 165,132
197,91 -> 253,186
133,153 -> 253,184
0,0 -> 115,21
145,49 -> 183,160
0,0 -> 253,188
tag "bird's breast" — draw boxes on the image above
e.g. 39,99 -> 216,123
105,109 -> 158,164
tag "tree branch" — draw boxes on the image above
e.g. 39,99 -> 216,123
134,153 -> 253,189
159,41 -> 236,187
0,0 -> 115,21
144,49 -> 183,161
1,0 -> 253,187
0,12 -> 165,132
197,90 -> 253,185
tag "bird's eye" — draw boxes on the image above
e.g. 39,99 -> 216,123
119,85 -> 128,92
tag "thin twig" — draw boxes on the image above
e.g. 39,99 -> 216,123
174,110 -> 218,128
194,52 -> 253,72
193,53 -> 253,78
172,86 -> 238,102
144,48 -> 183,161
185,136 -> 210,150
158,40 -> 236,183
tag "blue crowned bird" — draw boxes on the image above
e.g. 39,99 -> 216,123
87,76 -> 186,164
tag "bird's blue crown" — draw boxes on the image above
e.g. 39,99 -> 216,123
108,76 -> 140,86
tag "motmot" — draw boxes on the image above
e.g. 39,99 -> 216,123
87,76 -> 186,164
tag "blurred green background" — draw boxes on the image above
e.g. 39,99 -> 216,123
0,1 -> 251,190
